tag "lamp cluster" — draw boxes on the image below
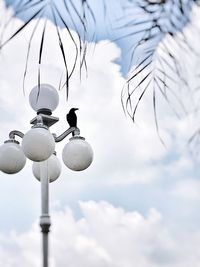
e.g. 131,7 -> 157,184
0,84 -> 93,181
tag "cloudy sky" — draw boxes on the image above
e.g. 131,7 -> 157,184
0,1 -> 200,266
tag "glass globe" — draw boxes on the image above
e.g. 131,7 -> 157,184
62,136 -> 93,171
29,84 -> 59,114
32,154 -> 61,183
0,140 -> 26,174
22,127 -> 55,162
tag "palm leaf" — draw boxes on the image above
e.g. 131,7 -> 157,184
121,0 -> 198,141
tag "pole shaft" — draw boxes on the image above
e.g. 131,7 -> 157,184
42,232 -> 49,267
39,161 -> 51,267
41,161 -> 49,214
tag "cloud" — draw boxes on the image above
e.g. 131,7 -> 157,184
0,201 -> 200,267
170,179 -> 200,201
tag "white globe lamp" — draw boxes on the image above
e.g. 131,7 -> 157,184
62,136 -> 93,171
22,127 -> 55,162
29,84 -> 59,114
32,154 -> 61,183
0,140 -> 26,174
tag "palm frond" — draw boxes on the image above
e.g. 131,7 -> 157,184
121,0 -> 198,141
0,0 -> 97,97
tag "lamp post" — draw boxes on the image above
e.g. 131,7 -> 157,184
0,84 -> 93,267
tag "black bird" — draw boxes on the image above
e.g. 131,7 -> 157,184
66,108 -> 79,128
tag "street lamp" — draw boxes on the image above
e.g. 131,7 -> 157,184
0,84 -> 93,267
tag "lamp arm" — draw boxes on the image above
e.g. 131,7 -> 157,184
54,127 -> 80,143
9,130 -> 24,140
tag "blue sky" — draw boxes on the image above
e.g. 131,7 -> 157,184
0,1 -> 200,266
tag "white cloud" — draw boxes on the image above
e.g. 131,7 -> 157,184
0,201 -> 200,267
170,179 -> 200,200
167,155 -> 194,177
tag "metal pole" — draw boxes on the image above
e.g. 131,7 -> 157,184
39,161 -> 51,267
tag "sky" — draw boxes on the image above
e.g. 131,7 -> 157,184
0,1 -> 200,266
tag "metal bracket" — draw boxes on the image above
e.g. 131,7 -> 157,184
8,116 -> 80,144
54,127 -> 80,142
9,130 -> 24,140
30,114 -> 59,128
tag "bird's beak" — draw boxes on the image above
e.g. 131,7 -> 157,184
75,108 -> 79,111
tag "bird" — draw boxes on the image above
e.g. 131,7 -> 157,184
66,108 -> 79,129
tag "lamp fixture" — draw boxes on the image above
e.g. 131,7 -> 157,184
0,83 -> 93,267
